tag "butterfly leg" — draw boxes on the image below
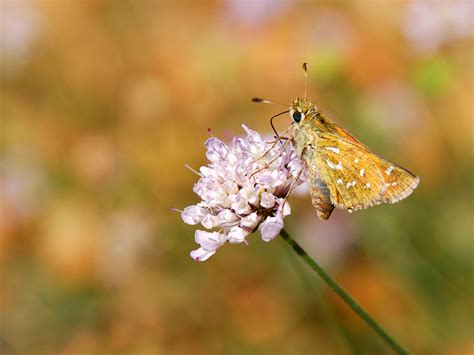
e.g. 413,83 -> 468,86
254,127 -> 293,162
254,139 -> 282,162
255,136 -> 292,161
250,138 -> 292,178
280,166 -> 305,211
266,136 -> 291,144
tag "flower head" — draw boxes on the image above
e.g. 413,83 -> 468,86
180,125 -> 304,261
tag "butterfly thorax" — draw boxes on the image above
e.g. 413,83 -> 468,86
289,97 -> 333,156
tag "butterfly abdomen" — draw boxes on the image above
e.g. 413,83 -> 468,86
298,137 -> 336,221
309,177 -> 334,221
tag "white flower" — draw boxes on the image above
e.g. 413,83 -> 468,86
180,125 -> 304,261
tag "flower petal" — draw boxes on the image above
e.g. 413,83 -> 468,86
231,198 -> 252,215
280,200 -> 291,217
204,137 -> 228,163
260,191 -> 276,209
195,230 -> 226,251
222,181 -> 239,194
200,214 -> 219,229
227,226 -> 249,244
240,212 -> 260,230
190,247 -> 216,261
181,205 -> 208,225
260,214 -> 284,242
241,124 -> 263,144
217,209 -> 239,226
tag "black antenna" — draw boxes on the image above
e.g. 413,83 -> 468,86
252,98 -> 288,140
269,110 -> 289,141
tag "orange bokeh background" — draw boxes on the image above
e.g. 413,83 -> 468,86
1,1 -> 473,354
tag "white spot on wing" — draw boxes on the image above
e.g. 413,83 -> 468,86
326,160 -> 343,170
386,165 -> 394,175
337,179 -> 343,185
366,183 -> 371,189
326,147 -> 340,154
359,168 -> 365,177
354,158 -> 359,164
346,180 -> 357,188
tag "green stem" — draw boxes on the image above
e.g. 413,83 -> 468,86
280,229 -> 408,355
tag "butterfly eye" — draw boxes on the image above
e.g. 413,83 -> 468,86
292,111 -> 304,123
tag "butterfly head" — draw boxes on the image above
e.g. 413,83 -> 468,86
289,97 -> 318,124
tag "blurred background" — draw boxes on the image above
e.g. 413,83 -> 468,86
1,1 -> 473,354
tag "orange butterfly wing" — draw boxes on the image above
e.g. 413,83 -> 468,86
307,131 -> 419,212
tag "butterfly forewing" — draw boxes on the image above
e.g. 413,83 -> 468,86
375,159 -> 420,204
312,132 -> 419,212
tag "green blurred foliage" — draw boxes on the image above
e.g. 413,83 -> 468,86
1,1 -> 473,354
412,56 -> 454,97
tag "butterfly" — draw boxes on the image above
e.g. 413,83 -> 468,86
254,63 -> 419,221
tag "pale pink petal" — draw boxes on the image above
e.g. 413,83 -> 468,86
195,230 -> 226,251
222,181 -> 239,194
231,198 -> 252,215
260,214 -> 284,242
190,247 -> 216,261
241,124 -> 263,144
256,170 -> 282,189
217,209 -> 239,226
239,185 -> 259,205
199,166 -> 216,178
240,212 -> 260,229
200,214 -> 219,229
181,205 -> 208,225
280,200 -> 291,217
204,137 -> 228,162
288,158 -> 304,175
260,191 -> 276,209
227,226 -> 249,244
